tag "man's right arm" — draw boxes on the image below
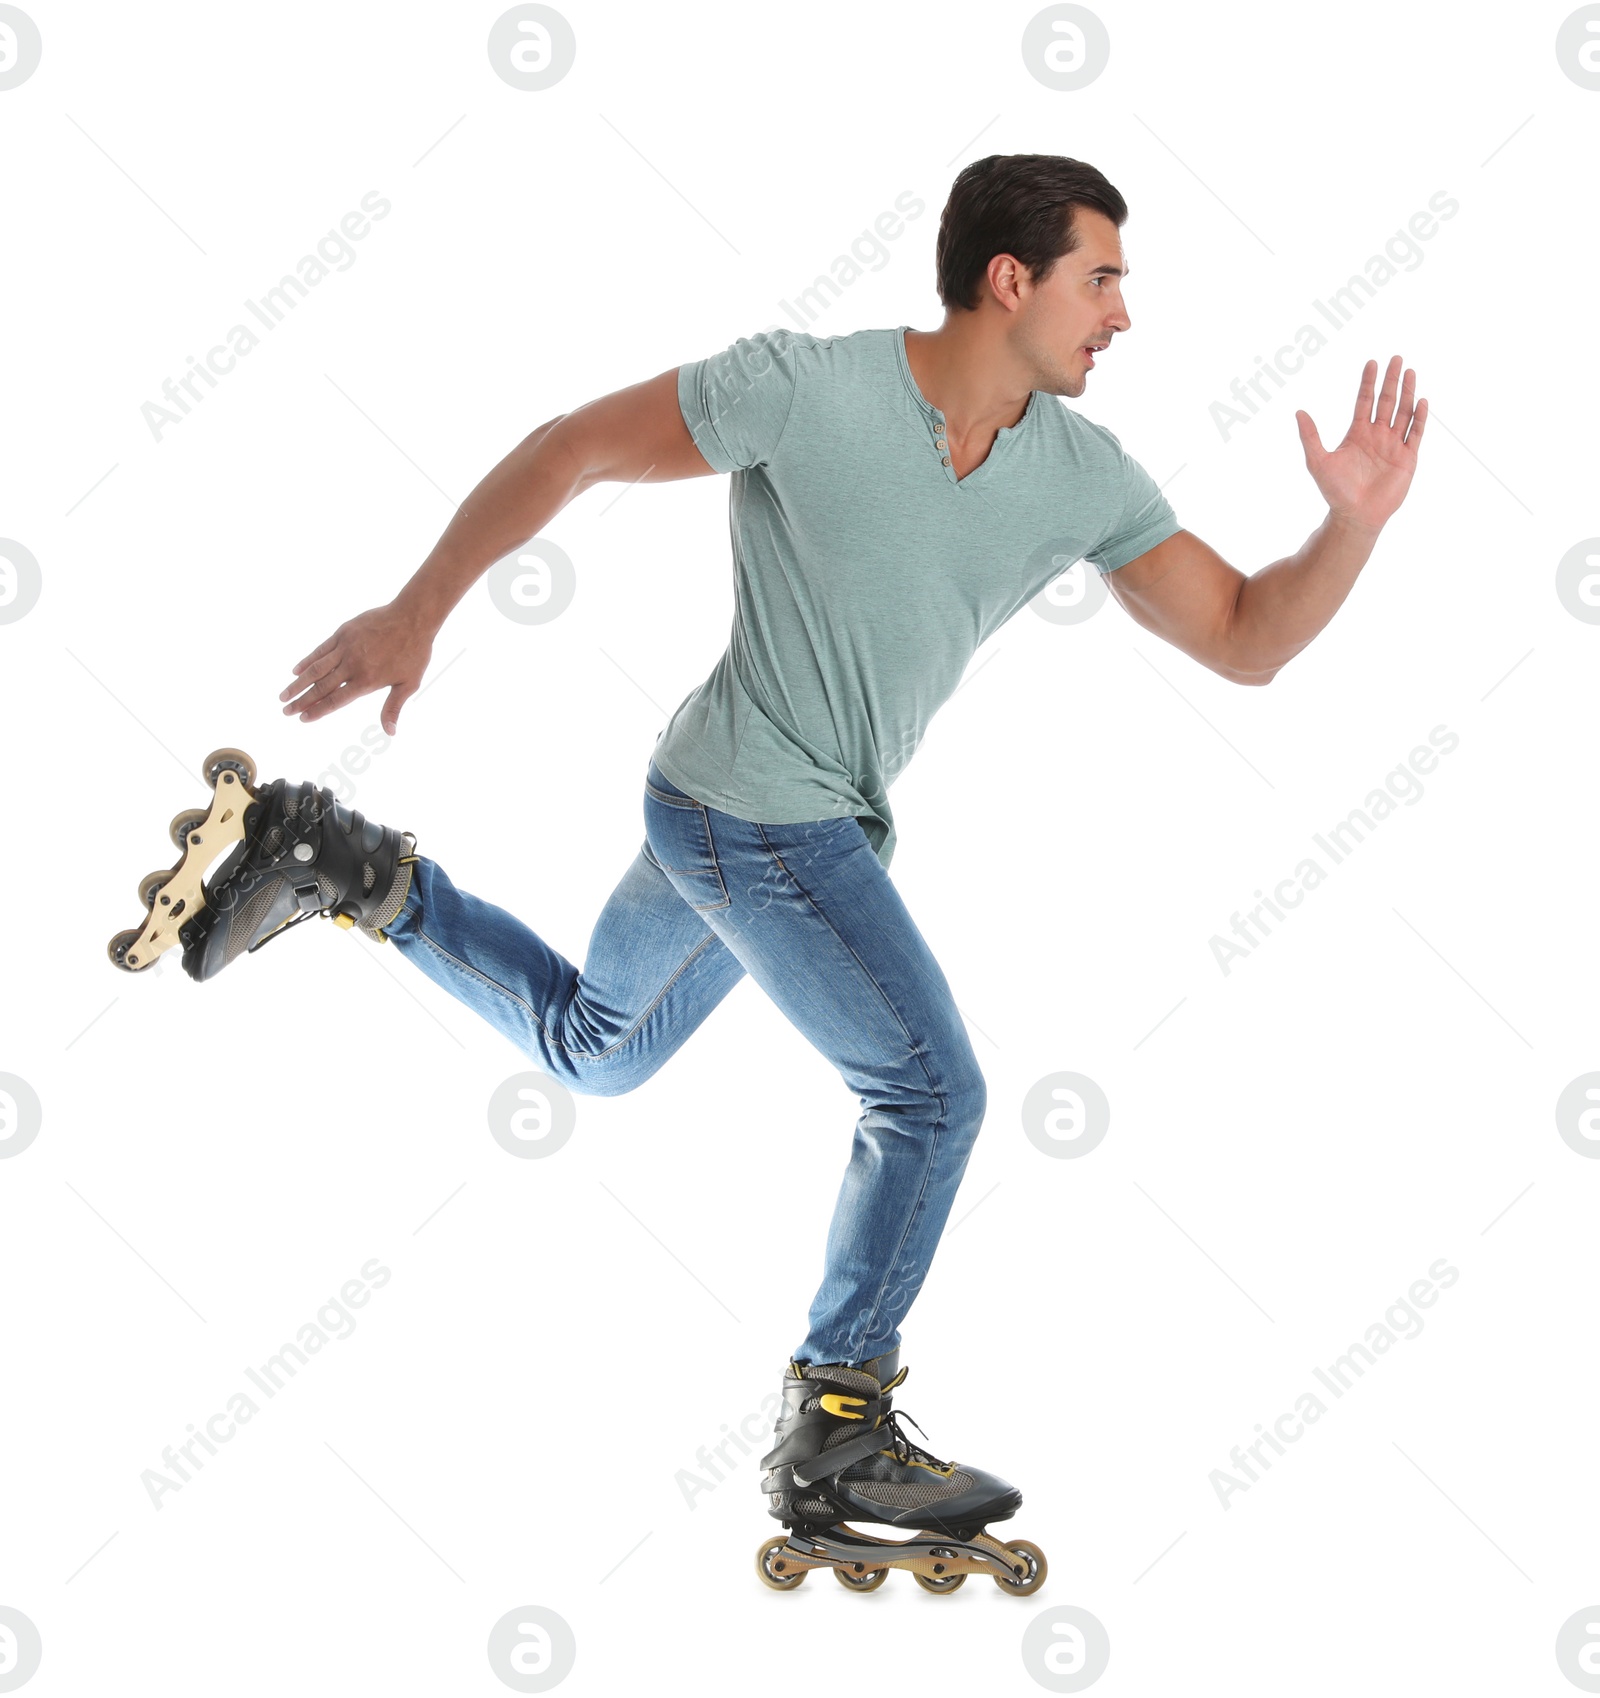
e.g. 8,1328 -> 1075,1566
280,367 -> 716,731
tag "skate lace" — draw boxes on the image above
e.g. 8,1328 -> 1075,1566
245,902 -> 333,955
880,1407 -> 949,1470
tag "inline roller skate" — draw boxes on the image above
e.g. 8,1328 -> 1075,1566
107,747 -> 417,981
753,1349 -> 1046,1595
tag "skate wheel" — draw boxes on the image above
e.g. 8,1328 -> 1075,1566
107,929 -> 145,972
833,1562 -> 889,1592
755,1536 -> 807,1591
200,746 -> 256,789
169,808 -> 209,849
993,1539 -> 1047,1596
138,869 -> 173,910
913,1567 -> 967,1594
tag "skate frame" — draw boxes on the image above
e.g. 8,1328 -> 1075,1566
120,770 -> 253,971
776,1523 -> 1028,1582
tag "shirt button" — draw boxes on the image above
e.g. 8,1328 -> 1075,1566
934,438 -> 947,449
940,454 -> 951,466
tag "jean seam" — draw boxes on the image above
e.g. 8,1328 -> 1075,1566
405,913 -> 728,1065
644,781 -> 699,809
753,822 -> 949,1353
646,785 -> 731,907
695,811 -> 732,908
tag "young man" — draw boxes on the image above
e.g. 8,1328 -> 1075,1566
115,155 -> 1425,1591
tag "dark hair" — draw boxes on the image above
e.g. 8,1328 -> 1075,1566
935,154 -> 1127,312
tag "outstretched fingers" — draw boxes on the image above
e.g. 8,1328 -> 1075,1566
1404,395 -> 1428,448
1373,354 -> 1403,428
296,681 -> 356,724
291,633 -> 339,676
1390,365 -> 1416,435
280,648 -> 342,706
281,666 -> 347,716
1352,359 -> 1379,427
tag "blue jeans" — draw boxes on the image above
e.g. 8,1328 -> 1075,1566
384,758 -> 986,1366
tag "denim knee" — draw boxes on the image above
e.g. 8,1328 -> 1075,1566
562,1059 -> 646,1099
942,1057 -> 987,1142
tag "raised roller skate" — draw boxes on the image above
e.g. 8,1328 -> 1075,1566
753,1349 -> 1046,1595
108,747 -> 417,982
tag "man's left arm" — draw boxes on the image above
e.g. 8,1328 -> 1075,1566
1104,355 -> 1428,685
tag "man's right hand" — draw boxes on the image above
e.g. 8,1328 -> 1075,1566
277,366 -> 714,737
279,600 -> 435,735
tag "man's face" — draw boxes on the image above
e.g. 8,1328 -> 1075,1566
1011,208 -> 1131,399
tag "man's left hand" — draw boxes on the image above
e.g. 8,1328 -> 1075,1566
1295,355 -> 1427,533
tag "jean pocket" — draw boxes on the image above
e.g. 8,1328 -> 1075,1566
643,778 -> 730,911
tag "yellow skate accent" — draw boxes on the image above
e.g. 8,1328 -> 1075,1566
867,1447 -> 958,1476
819,1394 -> 867,1419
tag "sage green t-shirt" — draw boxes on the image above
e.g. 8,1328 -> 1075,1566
651,324 -> 1181,869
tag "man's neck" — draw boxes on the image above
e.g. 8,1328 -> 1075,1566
903,321 -> 1033,443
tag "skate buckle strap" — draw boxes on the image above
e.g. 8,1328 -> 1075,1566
791,1425 -> 889,1486
243,882 -> 330,959
818,1394 -> 867,1420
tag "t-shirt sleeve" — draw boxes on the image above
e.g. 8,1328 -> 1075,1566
677,329 -> 801,473
1084,433 -> 1182,573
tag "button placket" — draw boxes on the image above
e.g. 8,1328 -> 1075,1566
931,411 -> 953,476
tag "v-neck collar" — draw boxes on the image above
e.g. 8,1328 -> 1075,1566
893,324 -> 1039,488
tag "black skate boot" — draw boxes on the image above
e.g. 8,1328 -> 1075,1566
753,1349 -> 1046,1595
108,747 -> 417,982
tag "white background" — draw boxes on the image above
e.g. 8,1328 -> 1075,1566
1,1 -> 1596,1693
